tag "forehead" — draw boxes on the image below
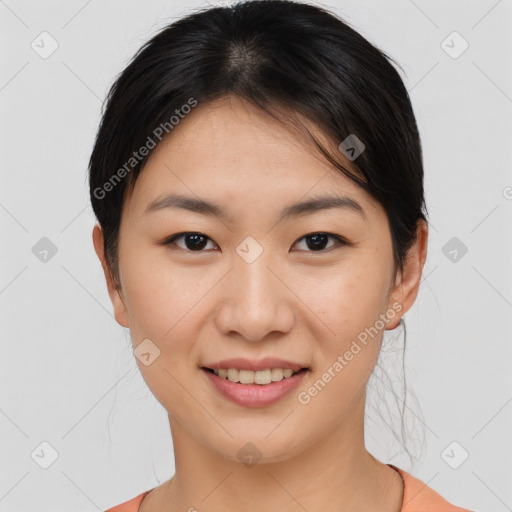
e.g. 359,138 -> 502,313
124,97 -> 379,219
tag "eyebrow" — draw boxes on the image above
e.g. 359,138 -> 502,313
144,193 -> 366,222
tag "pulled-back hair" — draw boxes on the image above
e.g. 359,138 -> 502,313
89,0 -> 428,291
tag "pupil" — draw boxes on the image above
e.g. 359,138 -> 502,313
186,234 -> 207,250
307,233 -> 328,251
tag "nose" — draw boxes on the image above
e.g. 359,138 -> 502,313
214,250 -> 295,342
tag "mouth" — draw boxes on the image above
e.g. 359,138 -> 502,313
201,366 -> 308,385
201,365 -> 309,407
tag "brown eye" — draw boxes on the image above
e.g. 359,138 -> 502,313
163,232 -> 217,252
292,233 -> 347,252
161,231 -> 348,253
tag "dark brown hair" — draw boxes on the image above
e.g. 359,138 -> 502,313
89,0 -> 428,290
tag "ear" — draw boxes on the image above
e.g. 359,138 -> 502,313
92,223 -> 130,328
386,220 -> 428,330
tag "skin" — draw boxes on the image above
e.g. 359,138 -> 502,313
93,96 -> 428,512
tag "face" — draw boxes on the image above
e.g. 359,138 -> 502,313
94,96 -> 427,464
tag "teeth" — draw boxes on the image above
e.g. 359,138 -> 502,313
211,368 -> 300,384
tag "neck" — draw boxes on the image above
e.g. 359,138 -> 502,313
156,404 -> 403,512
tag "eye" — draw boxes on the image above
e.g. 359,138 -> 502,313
161,231 -> 348,253
292,232 -> 347,252
162,232 -> 218,252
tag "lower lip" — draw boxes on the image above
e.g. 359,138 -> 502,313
202,368 -> 308,408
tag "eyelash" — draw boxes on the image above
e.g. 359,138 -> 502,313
161,231 -> 350,254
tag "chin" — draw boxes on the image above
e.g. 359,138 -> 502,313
205,430 -> 309,466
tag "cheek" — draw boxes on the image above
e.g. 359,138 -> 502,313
303,258 -> 391,382
119,243 -> 199,333
119,246 -> 207,407
309,262 -> 390,331
296,271 -> 387,415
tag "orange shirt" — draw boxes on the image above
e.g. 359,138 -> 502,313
104,464 -> 473,512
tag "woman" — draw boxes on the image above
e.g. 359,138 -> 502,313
89,1 -> 472,510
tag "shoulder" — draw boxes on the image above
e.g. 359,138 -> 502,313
104,468 -> 474,512
389,465 -> 473,512
104,489 -> 152,512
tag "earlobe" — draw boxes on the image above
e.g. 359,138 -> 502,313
92,223 -> 130,328
386,220 -> 429,330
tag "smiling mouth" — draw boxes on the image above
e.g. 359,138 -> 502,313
202,367 -> 308,385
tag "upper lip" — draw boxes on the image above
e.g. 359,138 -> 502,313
202,357 -> 308,372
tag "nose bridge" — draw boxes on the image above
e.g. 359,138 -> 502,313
236,249 -> 276,305
215,239 -> 293,340
236,241 -> 279,310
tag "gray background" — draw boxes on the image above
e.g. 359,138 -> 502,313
1,0 -> 511,511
